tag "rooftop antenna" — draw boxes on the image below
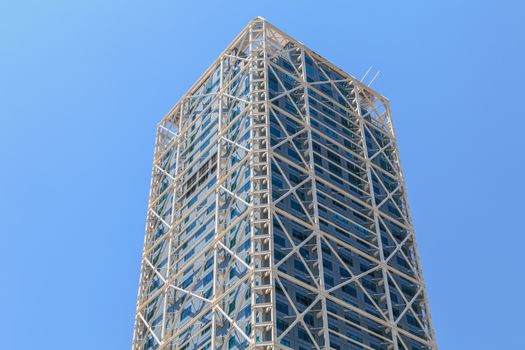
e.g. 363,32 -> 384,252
361,65 -> 373,83
368,70 -> 380,87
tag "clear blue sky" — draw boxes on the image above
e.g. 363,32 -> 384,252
1,1 -> 523,349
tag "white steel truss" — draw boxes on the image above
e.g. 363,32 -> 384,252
133,17 -> 437,350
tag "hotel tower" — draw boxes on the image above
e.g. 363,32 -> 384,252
133,17 -> 437,350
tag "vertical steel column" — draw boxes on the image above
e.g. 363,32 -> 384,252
384,103 -> 438,349
211,57 -> 225,350
249,19 -> 275,350
355,87 -> 398,350
160,105 -> 183,344
299,46 -> 331,349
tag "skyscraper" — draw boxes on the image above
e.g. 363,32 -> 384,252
133,17 -> 437,350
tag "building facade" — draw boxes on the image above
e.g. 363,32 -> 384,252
133,17 -> 437,350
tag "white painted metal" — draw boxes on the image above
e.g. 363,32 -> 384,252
133,17 -> 437,350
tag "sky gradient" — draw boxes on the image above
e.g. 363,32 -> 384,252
1,1 -> 524,349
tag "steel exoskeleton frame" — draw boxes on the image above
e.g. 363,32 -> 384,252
133,17 -> 437,350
